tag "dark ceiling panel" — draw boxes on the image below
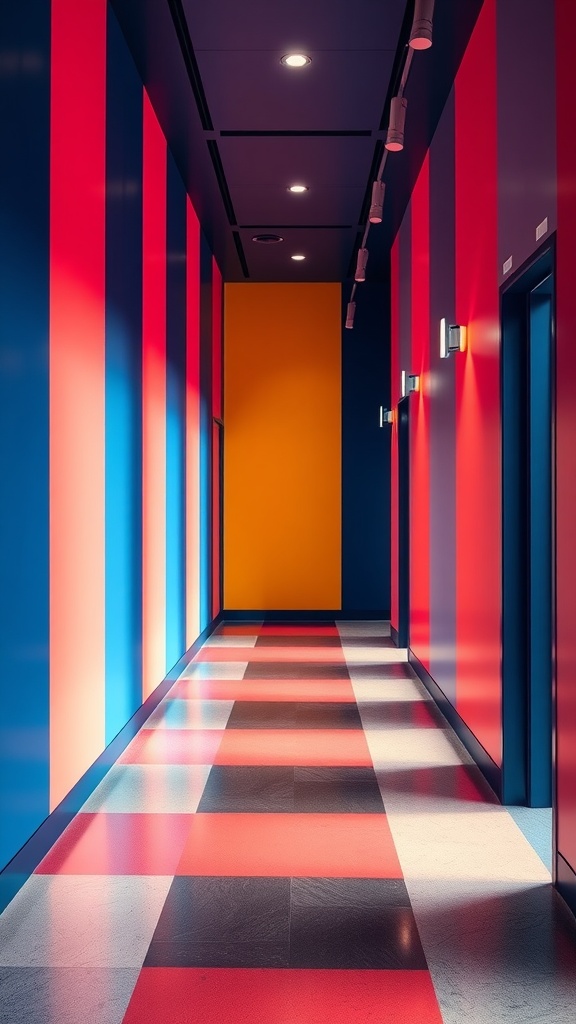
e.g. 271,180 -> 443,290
231,184 -> 365,227
238,226 -> 358,281
196,49 -> 394,131
182,0 -> 406,51
218,135 -> 376,188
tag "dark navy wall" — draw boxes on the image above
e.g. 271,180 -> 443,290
166,152 -> 187,668
341,282 -> 391,613
497,0 -> 557,284
428,88 -> 457,702
105,6 -> 144,743
0,0 -> 51,871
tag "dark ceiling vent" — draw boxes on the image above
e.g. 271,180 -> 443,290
251,234 -> 284,244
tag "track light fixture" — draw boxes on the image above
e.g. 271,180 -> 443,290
345,301 -> 356,329
385,96 -> 407,152
409,0 -> 435,50
369,180 -> 385,224
355,247 -> 369,282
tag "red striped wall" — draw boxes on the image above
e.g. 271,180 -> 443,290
142,91 -> 167,699
454,0 -> 501,766
49,0 -> 107,809
186,199 -> 201,643
409,154 -> 431,670
390,237 -> 400,631
555,0 -> 576,880
212,257 -> 223,619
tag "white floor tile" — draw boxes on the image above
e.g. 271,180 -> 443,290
178,662 -> 247,680
81,764 -> 212,814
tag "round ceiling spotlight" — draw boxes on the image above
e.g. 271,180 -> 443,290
281,53 -> 311,68
291,254 -> 306,261
288,184 -> 309,193
252,233 -> 284,244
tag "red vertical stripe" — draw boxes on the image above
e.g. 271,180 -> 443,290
455,0 -> 501,765
186,199 -> 201,643
49,0 -> 107,809
555,0 -> 576,871
142,91 -> 167,699
390,236 -> 400,633
212,258 -> 223,618
410,155 -> 431,670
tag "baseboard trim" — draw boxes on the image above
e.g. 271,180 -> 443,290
222,609 -> 391,621
0,614 -> 222,914
408,648 -> 502,799
557,852 -> 576,922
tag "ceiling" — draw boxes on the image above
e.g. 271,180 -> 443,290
111,0 -> 483,283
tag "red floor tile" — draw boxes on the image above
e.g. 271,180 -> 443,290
176,813 -> 402,877
214,728 -> 371,766
169,678 -> 356,702
118,730 -> 224,764
215,624 -> 262,635
36,813 -> 193,875
260,624 -> 340,636
192,646 -> 345,663
123,967 -> 442,1024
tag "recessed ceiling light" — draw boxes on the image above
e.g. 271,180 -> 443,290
281,53 -> 311,68
252,233 -> 284,244
288,184 -> 309,193
291,254 -> 306,261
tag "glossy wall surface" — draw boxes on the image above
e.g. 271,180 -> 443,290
0,0 -> 222,874
391,0 -> 576,899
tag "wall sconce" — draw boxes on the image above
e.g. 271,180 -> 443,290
401,370 -> 420,397
440,318 -> 467,358
379,406 -> 393,427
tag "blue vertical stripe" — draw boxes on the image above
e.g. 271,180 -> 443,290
0,0 -> 50,876
105,9 -> 143,743
199,235 -> 213,631
166,153 -> 187,668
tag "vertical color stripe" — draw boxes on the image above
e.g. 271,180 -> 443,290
186,200 -> 201,645
0,0 -> 51,871
555,0 -> 576,882
166,154 -> 187,669
410,154 -> 431,671
390,236 -> 400,633
200,235 -> 213,628
142,90 -> 167,700
105,8 -> 143,743
212,258 -> 223,618
455,0 -> 501,765
50,0 -> 107,808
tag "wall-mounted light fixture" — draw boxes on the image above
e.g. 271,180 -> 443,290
401,370 -> 420,397
439,318 -> 467,358
379,406 -> 394,427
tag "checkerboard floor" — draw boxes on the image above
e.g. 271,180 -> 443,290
1,621 -> 575,1024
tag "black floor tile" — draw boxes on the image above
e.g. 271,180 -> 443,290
341,637 -> 395,648
145,940 -> 290,968
293,766 -> 384,813
290,876 -> 412,910
289,903 -> 427,969
256,635 -> 343,647
225,701 -> 362,730
145,876 -> 291,968
349,663 -> 412,679
244,662 -> 350,679
197,765 -> 294,813
358,700 -> 444,729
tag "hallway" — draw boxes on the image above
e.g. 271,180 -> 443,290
0,621 -> 575,1023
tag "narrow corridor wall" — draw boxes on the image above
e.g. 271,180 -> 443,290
0,0 -> 222,876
